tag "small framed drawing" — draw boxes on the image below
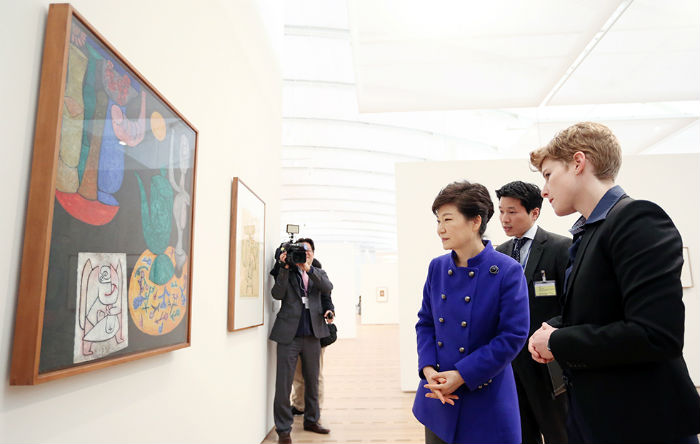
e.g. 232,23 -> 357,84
376,287 -> 388,303
228,178 -> 265,331
10,4 -> 198,385
681,247 -> 693,288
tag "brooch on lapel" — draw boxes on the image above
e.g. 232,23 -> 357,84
489,265 -> 499,275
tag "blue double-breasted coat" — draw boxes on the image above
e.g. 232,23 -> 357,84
412,242 -> 530,444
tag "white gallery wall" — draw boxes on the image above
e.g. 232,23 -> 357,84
360,263 -> 399,325
315,242 -> 360,339
0,1 -> 282,443
397,154 -> 700,391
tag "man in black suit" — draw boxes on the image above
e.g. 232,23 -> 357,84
270,238 -> 334,444
528,122 -> 700,443
495,181 -> 570,444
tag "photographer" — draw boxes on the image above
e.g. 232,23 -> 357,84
270,237 -> 334,444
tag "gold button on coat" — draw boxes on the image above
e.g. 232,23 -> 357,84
461,321 -> 467,327
448,269 -> 453,276
441,294 -> 446,300
439,317 -> 444,323
469,271 -> 475,277
459,347 -> 465,353
464,296 -> 471,302
437,341 -> 443,347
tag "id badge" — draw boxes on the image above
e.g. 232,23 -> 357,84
534,280 -> 557,297
301,296 -> 310,309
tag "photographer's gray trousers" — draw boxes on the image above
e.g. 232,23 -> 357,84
273,336 -> 321,433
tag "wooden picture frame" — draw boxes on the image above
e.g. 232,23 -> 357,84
228,178 -> 266,331
10,4 -> 198,385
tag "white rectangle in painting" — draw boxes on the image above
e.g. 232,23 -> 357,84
74,252 -> 128,364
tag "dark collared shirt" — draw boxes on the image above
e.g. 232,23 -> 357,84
564,185 -> 627,289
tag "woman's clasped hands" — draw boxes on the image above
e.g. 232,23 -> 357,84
422,367 -> 464,406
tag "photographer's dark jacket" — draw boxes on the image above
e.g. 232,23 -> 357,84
270,265 -> 334,345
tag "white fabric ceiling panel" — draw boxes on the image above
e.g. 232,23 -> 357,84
285,0 -> 349,29
282,185 -> 395,204
282,167 -> 396,190
279,217 -> 395,233
283,147 -> 411,173
504,117 -> 699,157
550,0 -> 700,105
283,35 -> 355,82
283,82 -> 359,119
643,120 -> 700,154
282,199 -> 394,215
283,118 -> 457,159
282,210 -> 395,226
348,0 -> 624,111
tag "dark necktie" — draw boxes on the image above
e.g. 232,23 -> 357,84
511,237 -> 526,264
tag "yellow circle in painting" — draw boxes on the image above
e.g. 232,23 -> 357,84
150,111 -> 166,141
128,247 -> 188,336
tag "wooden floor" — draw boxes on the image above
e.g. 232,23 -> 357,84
262,320 -> 424,443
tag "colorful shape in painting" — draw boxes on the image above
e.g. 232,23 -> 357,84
56,190 -> 120,226
128,247 -> 188,336
151,111 -> 166,141
111,90 -> 146,147
136,169 -> 174,285
74,252 -> 128,364
168,133 -> 192,276
56,44 -> 87,193
55,20 -> 157,226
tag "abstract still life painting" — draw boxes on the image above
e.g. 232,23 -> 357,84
11,4 -> 198,384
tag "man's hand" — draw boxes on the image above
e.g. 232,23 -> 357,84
529,322 -> 556,364
279,252 -> 290,269
324,310 -> 334,324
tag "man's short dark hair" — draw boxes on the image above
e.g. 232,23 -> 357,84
431,181 -> 494,237
495,181 -> 543,214
297,237 -> 315,252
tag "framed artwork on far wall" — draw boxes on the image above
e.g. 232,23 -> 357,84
228,178 -> 266,331
10,4 -> 198,385
376,287 -> 388,303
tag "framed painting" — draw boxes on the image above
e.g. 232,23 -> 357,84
376,287 -> 388,303
10,4 -> 198,385
228,178 -> 265,331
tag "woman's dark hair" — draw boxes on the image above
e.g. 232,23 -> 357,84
432,181 -> 494,237
297,237 -> 315,252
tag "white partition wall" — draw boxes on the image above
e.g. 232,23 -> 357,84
360,263 -> 400,325
314,242 -> 360,339
397,154 -> 700,391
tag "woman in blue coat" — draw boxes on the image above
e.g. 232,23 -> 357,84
413,181 -> 530,444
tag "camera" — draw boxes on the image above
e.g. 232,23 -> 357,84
281,242 -> 307,265
277,224 -> 308,266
